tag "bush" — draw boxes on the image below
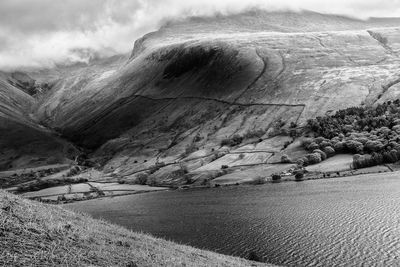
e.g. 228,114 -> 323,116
323,146 -> 335,157
345,140 -> 363,154
183,143 -> 197,157
147,176 -> 157,186
252,176 -> 266,185
135,173 -> 148,185
281,154 -> 292,163
194,135 -> 202,142
383,150 -> 398,163
365,140 -> 384,152
148,165 -> 160,174
243,129 -> 265,139
271,174 -> 281,181
392,125 -> 400,134
295,172 -> 304,180
301,156 -> 310,166
334,142 -> 345,153
313,149 -> 327,161
371,152 -> 384,165
184,175 -> 193,184
320,140 -> 332,148
306,153 -> 322,165
301,138 -> 314,148
296,158 -> 305,166
220,134 -> 243,147
307,142 -> 319,151
221,138 -> 231,146
315,137 -> 326,144
353,154 -> 373,169
283,141 -> 291,149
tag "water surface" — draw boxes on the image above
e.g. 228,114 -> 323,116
66,173 -> 400,266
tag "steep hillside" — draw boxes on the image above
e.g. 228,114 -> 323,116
0,190 -> 264,266
3,11 -> 400,183
0,72 -> 79,170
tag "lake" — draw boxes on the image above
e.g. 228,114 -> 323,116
66,172 -> 400,266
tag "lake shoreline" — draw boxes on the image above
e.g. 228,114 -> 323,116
7,160 -> 397,205
57,165 -> 398,204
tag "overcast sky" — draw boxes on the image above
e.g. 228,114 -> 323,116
0,0 -> 399,70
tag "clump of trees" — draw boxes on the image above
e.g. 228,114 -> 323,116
304,99 -> 400,168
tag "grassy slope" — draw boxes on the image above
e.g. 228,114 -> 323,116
0,190 -> 265,267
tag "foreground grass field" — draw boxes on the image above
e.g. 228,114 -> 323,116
0,190 -> 265,267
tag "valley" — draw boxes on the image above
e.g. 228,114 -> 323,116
2,8 -> 400,266
1,11 -> 400,198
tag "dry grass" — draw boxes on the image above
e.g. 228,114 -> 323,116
0,190 -> 266,267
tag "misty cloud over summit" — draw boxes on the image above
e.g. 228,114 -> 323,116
0,0 -> 399,69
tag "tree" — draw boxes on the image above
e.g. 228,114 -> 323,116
313,149 -> 327,160
306,153 -> 322,164
135,173 -> 148,185
301,138 -> 314,148
345,140 -> 363,154
334,142 -> 345,153
307,142 -> 319,151
365,140 -> 384,153
320,140 -> 332,148
281,154 -> 292,163
221,134 -> 243,147
271,174 -> 281,181
323,146 -> 335,157
295,172 -> 304,180
296,158 -> 305,167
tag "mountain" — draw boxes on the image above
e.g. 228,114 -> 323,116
1,10 -> 400,184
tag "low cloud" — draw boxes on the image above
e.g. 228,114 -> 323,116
0,0 -> 399,70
